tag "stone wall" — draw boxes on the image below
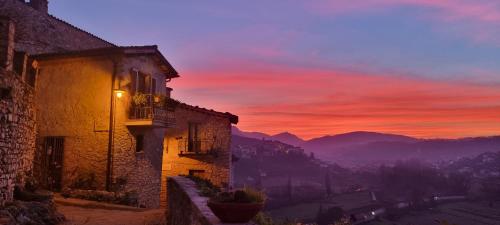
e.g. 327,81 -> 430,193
0,17 -> 15,70
0,0 -> 113,55
0,68 -> 36,207
167,176 -> 252,225
161,106 -> 233,207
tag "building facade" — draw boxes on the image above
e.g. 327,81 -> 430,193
0,0 -> 237,208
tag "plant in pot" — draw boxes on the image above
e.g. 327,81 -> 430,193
153,94 -> 166,108
208,188 -> 266,223
132,93 -> 148,106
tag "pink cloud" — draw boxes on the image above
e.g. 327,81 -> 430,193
171,62 -> 500,139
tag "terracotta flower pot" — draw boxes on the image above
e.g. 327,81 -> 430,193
207,201 -> 264,223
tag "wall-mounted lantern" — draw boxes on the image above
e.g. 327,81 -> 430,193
114,89 -> 125,99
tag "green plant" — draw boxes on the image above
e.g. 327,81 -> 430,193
253,212 -> 274,225
212,188 -> 266,204
24,171 -> 39,192
70,171 -> 97,190
111,176 -> 128,192
132,93 -> 148,106
253,213 -> 299,225
15,170 -> 39,192
153,94 -> 166,107
184,175 -> 221,197
118,191 -> 139,206
241,187 -> 266,203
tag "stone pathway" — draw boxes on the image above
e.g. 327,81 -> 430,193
55,196 -> 165,225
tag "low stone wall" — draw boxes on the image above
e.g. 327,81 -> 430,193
0,68 -> 36,207
167,176 -> 253,225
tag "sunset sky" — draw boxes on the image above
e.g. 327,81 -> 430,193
52,0 -> 500,139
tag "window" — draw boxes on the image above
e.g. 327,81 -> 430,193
41,137 -> 65,191
13,51 -> 27,77
137,73 -> 147,93
135,135 -> 144,152
151,78 -> 157,95
130,71 -> 151,95
188,123 -> 200,152
26,65 -> 37,87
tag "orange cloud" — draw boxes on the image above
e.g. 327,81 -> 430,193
171,64 -> 500,140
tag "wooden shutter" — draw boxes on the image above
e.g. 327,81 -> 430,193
138,73 -> 146,93
130,71 -> 137,96
152,78 -> 157,95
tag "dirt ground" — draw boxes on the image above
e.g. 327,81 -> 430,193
57,204 -> 165,225
55,196 -> 166,225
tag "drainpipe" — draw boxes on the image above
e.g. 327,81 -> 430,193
106,60 -> 118,191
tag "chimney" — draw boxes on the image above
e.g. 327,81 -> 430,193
0,17 -> 15,71
29,0 -> 49,14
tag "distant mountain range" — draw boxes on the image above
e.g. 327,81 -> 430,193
232,126 -> 500,167
231,126 -> 305,146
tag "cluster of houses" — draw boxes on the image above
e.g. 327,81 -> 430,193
0,0 -> 236,208
234,140 -> 305,159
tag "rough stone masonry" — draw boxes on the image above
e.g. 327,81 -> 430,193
0,0 -> 111,207
0,16 -> 37,207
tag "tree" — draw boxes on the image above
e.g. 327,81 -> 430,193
256,171 -> 263,191
480,178 -> 500,206
315,204 -> 323,224
446,173 -> 471,195
286,175 -> 293,200
316,206 -> 344,225
309,152 -> 315,159
325,169 -> 333,197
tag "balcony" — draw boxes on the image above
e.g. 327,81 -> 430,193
178,138 -> 219,157
125,94 -> 175,127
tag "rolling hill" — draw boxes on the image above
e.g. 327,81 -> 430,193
232,126 -> 500,167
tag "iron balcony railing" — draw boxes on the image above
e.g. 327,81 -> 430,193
178,138 -> 220,155
129,94 -> 175,127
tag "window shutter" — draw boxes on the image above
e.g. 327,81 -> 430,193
130,71 -> 137,96
138,73 -> 146,93
152,78 -> 157,95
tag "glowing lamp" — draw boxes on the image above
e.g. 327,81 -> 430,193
114,89 -> 125,98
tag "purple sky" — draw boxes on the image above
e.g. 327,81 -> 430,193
51,1 -> 500,139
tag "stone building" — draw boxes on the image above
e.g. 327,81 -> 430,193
0,0 -> 237,208
0,0 -> 113,54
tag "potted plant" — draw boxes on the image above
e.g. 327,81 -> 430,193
153,94 -> 167,108
132,93 -> 148,106
208,188 -> 265,223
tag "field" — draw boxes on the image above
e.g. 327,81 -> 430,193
366,201 -> 500,225
267,192 -> 500,225
266,191 -> 373,222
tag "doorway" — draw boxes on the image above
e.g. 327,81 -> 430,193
40,137 -> 65,191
